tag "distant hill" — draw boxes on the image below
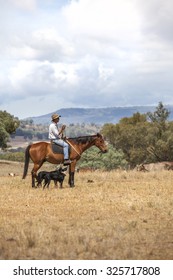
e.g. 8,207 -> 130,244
26,105 -> 173,125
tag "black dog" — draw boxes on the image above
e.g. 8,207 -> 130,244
37,167 -> 67,189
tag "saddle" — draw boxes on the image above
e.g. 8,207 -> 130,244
50,142 -> 71,154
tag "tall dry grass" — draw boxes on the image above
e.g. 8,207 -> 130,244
0,161 -> 173,260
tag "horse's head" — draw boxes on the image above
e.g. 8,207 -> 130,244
94,133 -> 108,153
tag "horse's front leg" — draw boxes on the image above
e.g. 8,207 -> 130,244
69,172 -> 75,187
68,162 -> 76,187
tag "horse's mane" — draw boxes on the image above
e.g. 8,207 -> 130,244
68,134 -> 100,144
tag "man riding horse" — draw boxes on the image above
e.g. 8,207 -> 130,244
49,114 -> 71,165
23,115 -> 108,187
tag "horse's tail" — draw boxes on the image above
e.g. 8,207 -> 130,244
22,145 -> 31,179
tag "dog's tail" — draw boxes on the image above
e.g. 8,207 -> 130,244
22,145 -> 31,179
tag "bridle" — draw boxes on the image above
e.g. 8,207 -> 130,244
64,134 -> 106,160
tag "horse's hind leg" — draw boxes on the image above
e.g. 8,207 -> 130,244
31,170 -> 36,188
36,174 -> 41,187
31,162 -> 44,188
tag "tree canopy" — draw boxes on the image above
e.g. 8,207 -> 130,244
101,102 -> 173,167
78,145 -> 127,171
0,111 -> 20,148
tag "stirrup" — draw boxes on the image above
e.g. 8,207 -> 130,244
63,159 -> 72,165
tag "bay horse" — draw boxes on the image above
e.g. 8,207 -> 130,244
22,133 -> 108,188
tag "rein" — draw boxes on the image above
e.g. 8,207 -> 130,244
62,130 -> 82,158
65,138 -> 82,158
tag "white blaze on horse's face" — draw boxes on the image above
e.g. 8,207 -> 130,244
95,134 -> 108,153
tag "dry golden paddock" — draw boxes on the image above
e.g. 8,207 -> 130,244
0,160 -> 173,260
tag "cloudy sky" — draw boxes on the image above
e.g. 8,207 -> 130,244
0,0 -> 173,119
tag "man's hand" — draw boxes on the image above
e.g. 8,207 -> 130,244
60,125 -> 66,135
62,125 -> 66,130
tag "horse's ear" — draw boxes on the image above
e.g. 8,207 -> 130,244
97,133 -> 102,138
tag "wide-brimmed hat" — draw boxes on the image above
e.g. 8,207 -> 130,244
51,114 -> 61,121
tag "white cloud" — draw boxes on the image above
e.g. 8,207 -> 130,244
63,0 -> 140,39
137,0 -> 173,41
31,28 -> 75,60
1,0 -> 173,118
7,59 -> 80,100
9,0 -> 37,11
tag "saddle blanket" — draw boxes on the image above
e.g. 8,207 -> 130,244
51,143 -> 71,154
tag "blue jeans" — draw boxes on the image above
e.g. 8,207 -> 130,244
52,139 -> 69,159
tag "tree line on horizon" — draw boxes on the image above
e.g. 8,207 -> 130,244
1,102 -> 173,170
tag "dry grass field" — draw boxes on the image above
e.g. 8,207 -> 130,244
0,160 -> 173,260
